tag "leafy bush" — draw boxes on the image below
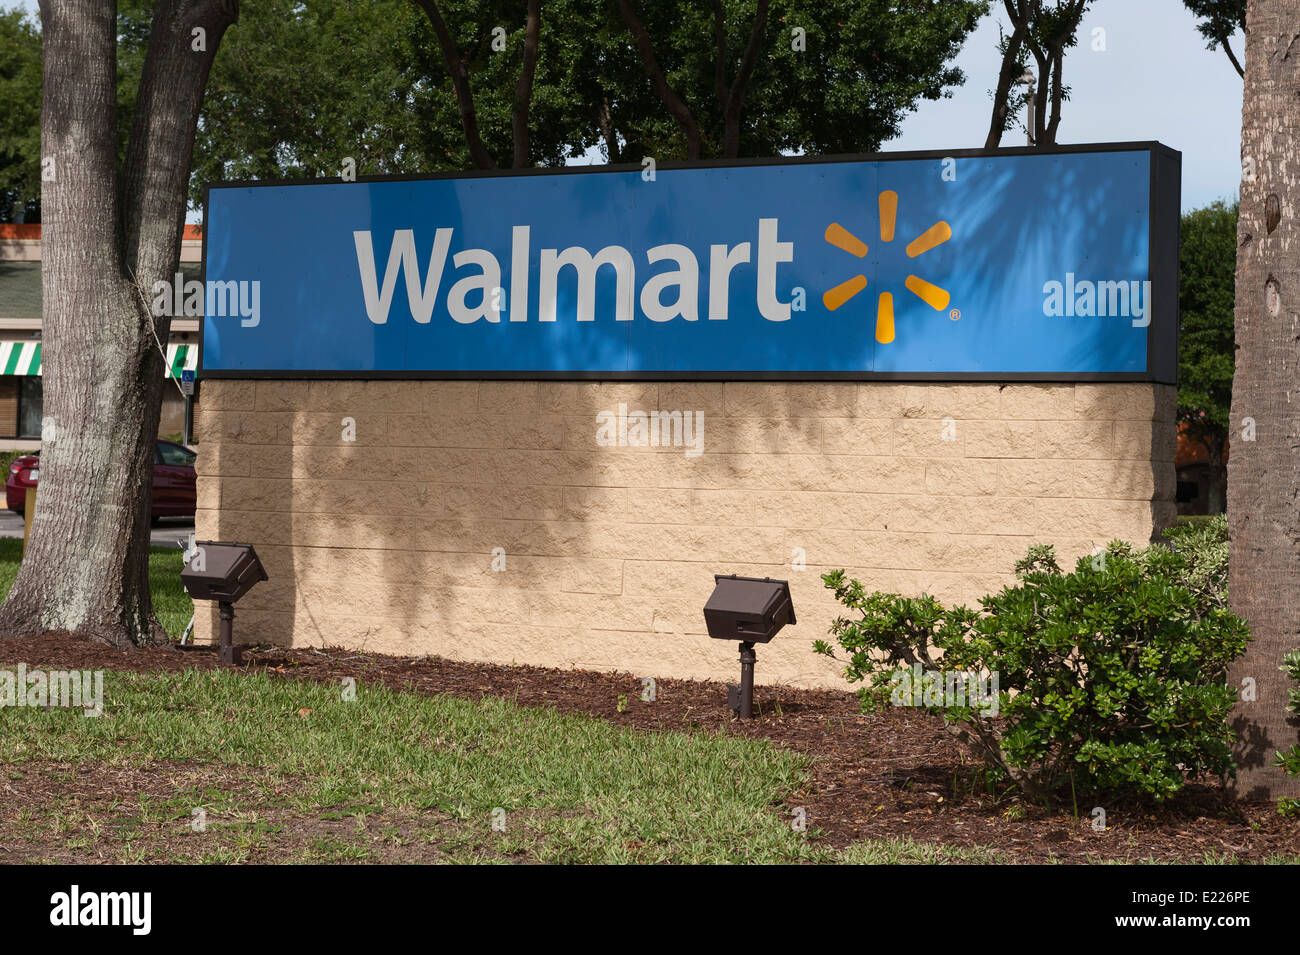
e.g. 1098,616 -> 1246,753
1275,649 -> 1300,817
816,527 -> 1249,803
1158,514 -> 1228,610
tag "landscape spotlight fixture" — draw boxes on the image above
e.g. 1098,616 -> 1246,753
179,541 -> 268,664
703,574 -> 796,718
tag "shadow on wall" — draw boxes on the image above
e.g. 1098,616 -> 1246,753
193,379 -> 1176,689
198,380 -> 860,686
1149,385 -> 1179,542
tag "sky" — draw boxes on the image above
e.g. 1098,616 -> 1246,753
9,0 -> 1243,212
889,0 -> 1244,212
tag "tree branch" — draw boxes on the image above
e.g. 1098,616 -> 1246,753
598,97 -> 620,163
1044,39 -> 1065,144
511,0 -> 542,168
1029,39 -> 1049,144
1220,35 -> 1245,77
617,0 -> 701,159
985,0 -> 1029,149
413,0 -> 497,169
721,0 -> 769,158
120,0 -> 240,313
712,0 -> 728,111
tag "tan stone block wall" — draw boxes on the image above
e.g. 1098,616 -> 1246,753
192,380 -> 1177,689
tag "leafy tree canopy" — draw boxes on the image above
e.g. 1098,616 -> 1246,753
0,6 -> 41,222
1182,0 -> 1246,76
604,0 -> 987,160
1178,199 -> 1237,441
7,0 -> 989,211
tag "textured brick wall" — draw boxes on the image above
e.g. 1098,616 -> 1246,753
192,380 -> 1177,688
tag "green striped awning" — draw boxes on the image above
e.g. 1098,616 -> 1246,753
0,341 -> 198,378
0,341 -> 41,375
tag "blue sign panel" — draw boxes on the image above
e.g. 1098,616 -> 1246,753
201,144 -> 1178,380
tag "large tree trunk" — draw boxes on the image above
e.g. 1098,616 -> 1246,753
0,0 -> 236,648
1226,0 -> 1300,801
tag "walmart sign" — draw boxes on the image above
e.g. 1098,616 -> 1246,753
201,143 -> 1179,380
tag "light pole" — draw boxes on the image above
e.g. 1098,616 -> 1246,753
1015,70 -> 1036,146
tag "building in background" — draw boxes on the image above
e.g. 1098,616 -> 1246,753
1174,421 -> 1229,516
0,223 -> 200,451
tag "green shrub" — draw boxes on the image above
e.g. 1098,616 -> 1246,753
1157,514 -> 1228,611
816,531 -> 1250,803
1275,649 -> 1300,817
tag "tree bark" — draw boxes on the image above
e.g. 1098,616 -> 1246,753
1029,42 -> 1049,144
617,0 -> 701,160
1226,0 -> 1300,800
0,0 -> 236,648
1042,41 -> 1065,144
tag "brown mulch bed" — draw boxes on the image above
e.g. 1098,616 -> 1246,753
4,631 -> 1299,863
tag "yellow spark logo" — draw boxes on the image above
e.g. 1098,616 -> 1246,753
822,190 -> 952,344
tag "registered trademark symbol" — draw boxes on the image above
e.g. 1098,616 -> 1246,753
949,308 -> 961,321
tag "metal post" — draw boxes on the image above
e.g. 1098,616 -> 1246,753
218,600 -> 234,664
739,641 -> 756,719
182,394 -> 193,447
1014,70 -> 1036,148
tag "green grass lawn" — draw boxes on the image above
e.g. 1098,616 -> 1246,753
0,538 -> 995,862
0,529 -> 1287,865
0,537 -> 194,639
0,667 -> 999,863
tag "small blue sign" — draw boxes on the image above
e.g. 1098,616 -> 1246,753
201,145 -> 1178,379
181,369 -> 195,382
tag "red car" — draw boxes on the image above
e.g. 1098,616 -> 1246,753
6,439 -> 197,522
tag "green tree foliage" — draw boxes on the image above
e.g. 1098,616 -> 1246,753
985,0 -> 1094,148
3,0 -> 989,211
611,0 -> 988,160
1182,0 -> 1246,77
181,0 -> 598,191
193,1 -> 439,187
405,0 -> 592,169
1179,201 -> 1237,514
0,6 -> 41,222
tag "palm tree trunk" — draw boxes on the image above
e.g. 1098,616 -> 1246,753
1226,0 -> 1300,800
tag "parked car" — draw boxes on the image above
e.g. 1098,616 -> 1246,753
5,440 -> 197,521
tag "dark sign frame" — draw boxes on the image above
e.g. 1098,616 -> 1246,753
199,141 -> 1180,384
